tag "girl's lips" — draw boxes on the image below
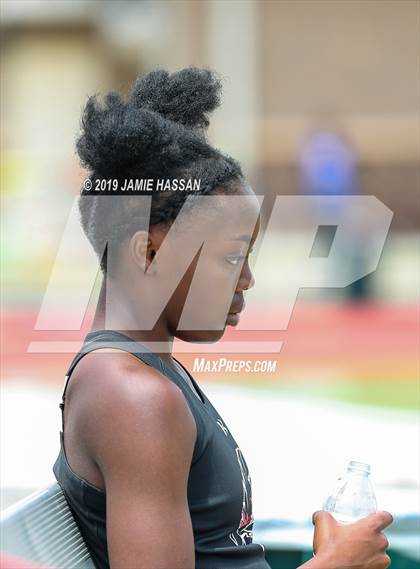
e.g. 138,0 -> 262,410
226,313 -> 240,326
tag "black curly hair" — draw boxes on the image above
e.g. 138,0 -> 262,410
77,67 -> 244,272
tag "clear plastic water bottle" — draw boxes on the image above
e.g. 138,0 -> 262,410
323,461 -> 378,524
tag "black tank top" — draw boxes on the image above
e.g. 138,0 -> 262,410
53,330 -> 269,569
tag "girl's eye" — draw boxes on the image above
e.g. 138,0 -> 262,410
225,255 -> 246,266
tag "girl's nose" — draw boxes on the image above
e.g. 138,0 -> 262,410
237,267 -> 255,292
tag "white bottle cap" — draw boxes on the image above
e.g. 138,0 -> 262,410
348,460 -> 371,474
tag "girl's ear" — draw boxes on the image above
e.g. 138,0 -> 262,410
129,230 -> 156,274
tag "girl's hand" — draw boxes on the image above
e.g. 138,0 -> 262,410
308,510 -> 393,569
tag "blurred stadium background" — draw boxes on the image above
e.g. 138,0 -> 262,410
1,1 -> 419,567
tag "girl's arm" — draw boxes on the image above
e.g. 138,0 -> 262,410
77,350 -> 197,569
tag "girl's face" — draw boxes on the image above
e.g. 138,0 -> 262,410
117,181 -> 260,343
164,182 -> 260,343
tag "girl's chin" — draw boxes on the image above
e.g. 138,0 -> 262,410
226,313 -> 240,326
176,328 -> 227,343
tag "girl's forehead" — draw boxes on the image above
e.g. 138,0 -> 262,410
192,191 -> 261,221
209,193 -> 261,240
169,187 -> 261,244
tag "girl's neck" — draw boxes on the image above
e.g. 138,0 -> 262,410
91,277 -> 175,367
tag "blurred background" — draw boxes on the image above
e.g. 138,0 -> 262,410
1,1 -> 419,567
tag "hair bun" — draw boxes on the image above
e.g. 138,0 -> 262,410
129,67 -> 222,130
76,92 -> 181,177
